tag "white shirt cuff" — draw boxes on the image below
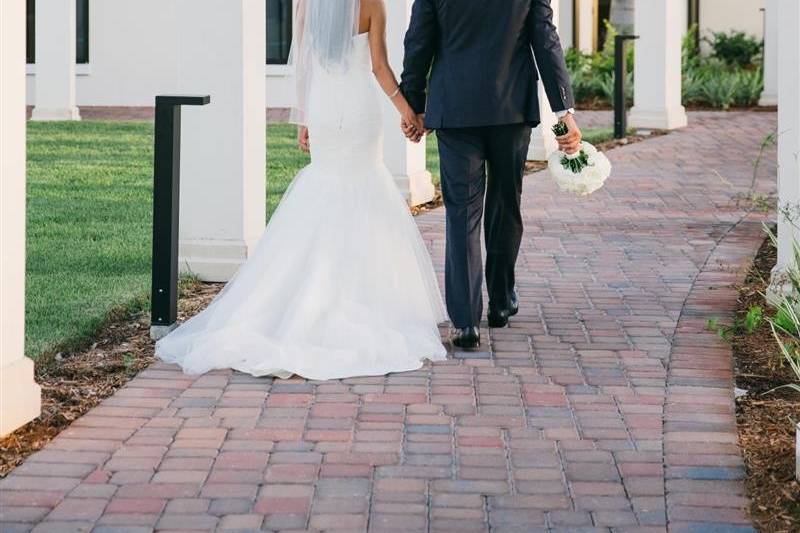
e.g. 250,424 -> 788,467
555,108 -> 575,118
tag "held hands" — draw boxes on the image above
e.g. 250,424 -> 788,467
555,113 -> 582,155
401,113 -> 427,144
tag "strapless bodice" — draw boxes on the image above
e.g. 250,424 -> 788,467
306,32 -> 383,172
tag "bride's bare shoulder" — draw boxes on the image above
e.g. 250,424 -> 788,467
360,0 -> 386,32
361,0 -> 386,18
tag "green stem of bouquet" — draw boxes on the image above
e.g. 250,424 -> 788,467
552,122 -> 589,172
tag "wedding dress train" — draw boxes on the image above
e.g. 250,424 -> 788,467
155,34 -> 448,380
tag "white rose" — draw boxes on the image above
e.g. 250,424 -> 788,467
548,145 -> 611,195
584,166 -> 603,185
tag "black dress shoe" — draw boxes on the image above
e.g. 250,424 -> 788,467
509,289 -> 519,314
452,327 -> 480,349
488,290 -> 520,328
487,308 -> 511,328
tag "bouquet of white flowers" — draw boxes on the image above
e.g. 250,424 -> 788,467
548,122 -> 611,196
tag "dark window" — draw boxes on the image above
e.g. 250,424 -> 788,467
597,0 -> 612,51
26,0 -> 90,65
688,0 -> 700,28
76,0 -> 89,64
26,0 -> 34,64
266,0 -> 292,65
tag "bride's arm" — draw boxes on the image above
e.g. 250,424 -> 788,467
294,0 -> 310,151
366,0 -> 424,135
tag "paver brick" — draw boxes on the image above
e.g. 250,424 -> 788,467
46,498 -> 107,521
1,111 -> 775,532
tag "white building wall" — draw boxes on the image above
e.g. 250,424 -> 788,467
26,0 -> 296,108
24,0 -> 769,109
700,0 -> 765,39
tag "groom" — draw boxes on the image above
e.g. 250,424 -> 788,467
400,0 -> 582,349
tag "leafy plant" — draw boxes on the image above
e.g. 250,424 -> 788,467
732,68 -> 764,107
764,226 -> 800,394
773,304 -> 799,336
682,24 -> 702,71
704,30 -> 763,68
769,320 -> 800,395
751,131 -> 777,193
123,352 -> 136,372
706,318 -> 732,340
565,21 -> 634,107
696,68 -> 738,109
681,61 -> 763,109
566,22 -> 764,110
744,306 -> 764,334
706,306 -> 764,341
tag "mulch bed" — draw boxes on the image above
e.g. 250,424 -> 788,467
0,281 -> 223,478
730,235 -> 800,532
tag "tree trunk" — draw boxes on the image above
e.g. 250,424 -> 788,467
609,0 -> 635,34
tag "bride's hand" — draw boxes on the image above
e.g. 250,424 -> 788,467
297,126 -> 310,152
401,111 -> 425,143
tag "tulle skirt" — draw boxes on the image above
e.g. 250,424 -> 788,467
155,158 -> 448,380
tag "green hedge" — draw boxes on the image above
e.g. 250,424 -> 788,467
566,23 -> 764,110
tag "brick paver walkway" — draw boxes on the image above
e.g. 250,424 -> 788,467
1,111 -> 777,532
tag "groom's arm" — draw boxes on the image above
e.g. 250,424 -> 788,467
527,0 -> 575,114
400,0 -> 438,115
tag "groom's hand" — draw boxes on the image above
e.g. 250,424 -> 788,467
401,113 -> 426,143
555,113 -> 582,155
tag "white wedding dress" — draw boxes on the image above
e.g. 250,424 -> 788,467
156,33 -> 448,380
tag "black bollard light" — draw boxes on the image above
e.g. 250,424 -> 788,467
150,95 -> 211,340
614,34 -> 639,139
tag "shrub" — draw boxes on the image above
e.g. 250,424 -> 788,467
732,68 -> 764,107
745,306 -> 764,334
704,30 -> 763,68
682,24 -> 702,70
682,57 -> 764,109
765,227 -> 800,395
564,21 -> 634,106
684,62 -> 738,109
565,22 -> 764,110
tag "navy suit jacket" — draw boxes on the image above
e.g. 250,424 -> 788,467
400,0 -> 575,129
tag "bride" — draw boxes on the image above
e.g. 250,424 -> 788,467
155,0 -> 448,380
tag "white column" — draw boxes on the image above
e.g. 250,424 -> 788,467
760,0 -> 778,107
770,0 -> 800,295
629,0 -> 688,130
559,0 -> 574,50
528,0 -> 560,161
31,0 -> 80,121
175,0 -> 266,282
1,0 -> 42,437
576,0 -> 596,54
382,0 -> 435,207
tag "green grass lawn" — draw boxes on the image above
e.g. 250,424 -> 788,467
26,122 -> 153,357
25,121 -> 609,357
25,122 -> 312,357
